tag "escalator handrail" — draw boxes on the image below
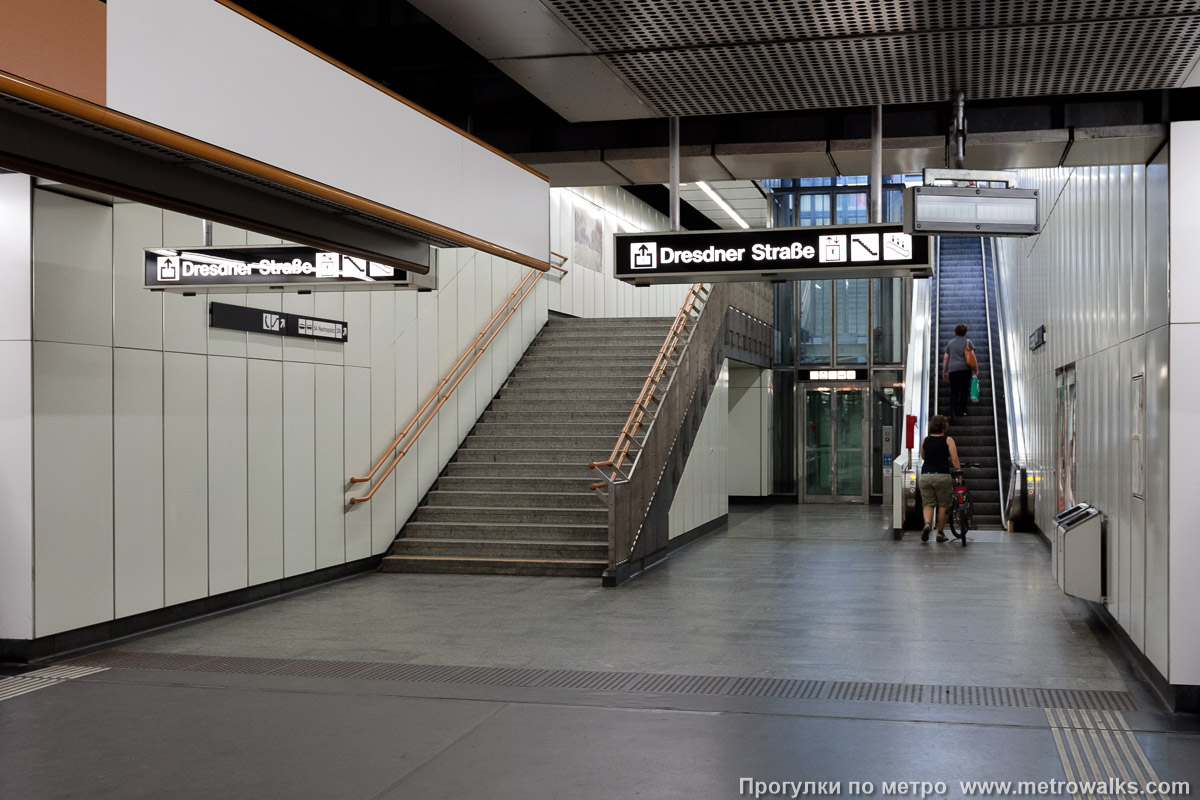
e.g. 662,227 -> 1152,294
979,239 -> 1007,511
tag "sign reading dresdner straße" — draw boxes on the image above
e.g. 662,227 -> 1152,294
614,224 -> 930,285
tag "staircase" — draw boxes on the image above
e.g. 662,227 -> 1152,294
381,316 -> 675,577
931,238 -> 1006,527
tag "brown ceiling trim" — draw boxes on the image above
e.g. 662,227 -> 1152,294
0,69 -> 552,273
211,0 -> 548,183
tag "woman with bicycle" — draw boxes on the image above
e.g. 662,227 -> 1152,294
918,414 -> 961,542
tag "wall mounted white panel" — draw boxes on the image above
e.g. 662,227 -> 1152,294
1144,323 -> 1170,674
32,191 -> 112,347
0,174 -> 32,342
283,362 -> 316,577
113,348 -> 164,618
1145,164 -> 1170,333
668,360 -> 729,538
344,366 -> 372,561
282,293 -> 315,364
208,294 -> 248,359
33,341 -> 113,636
245,293 -> 283,361
0,341 -> 33,639
1169,323 -> 1200,683
1170,122 -> 1200,324
208,356 -> 249,595
313,293 -> 345,367
247,359 -> 284,585
315,364 -> 346,569
164,351 -> 209,605
107,0 -> 549,262
342,292 -> 371,369
162,213 -> 209,355
113,203 -> 164,352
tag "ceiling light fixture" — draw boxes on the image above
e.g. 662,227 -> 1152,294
696,181 -> 750,229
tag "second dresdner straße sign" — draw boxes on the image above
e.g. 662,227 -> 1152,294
614,224 -> 930,285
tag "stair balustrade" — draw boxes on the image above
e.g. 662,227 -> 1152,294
589,282 -> 772,585
346,254 -> 568,506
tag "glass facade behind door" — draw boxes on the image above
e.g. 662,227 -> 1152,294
802,387 -> 867,501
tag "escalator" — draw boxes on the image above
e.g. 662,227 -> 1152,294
928,238 -> 1011,527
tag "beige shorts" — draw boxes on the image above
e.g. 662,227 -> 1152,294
918,473 -> 954,509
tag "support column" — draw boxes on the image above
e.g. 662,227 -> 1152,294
870,104 -> 883,224
669,116 -> 681,231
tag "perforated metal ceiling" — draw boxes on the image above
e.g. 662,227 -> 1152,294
541,0 -> 1200,116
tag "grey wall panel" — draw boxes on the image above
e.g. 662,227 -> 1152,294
394,328 -> 421,530
282,293 -> 316,364
1117,340 -> 1132,631
33,341 -> 114,636
208,293 -> 248,358
113,203 -> 164,352
1131,167 -> 1146,338
1129,335 -> 1147,650
164,351 -> 209,605
0,173 -> 32,343
283,361 -> 316,577
211,222 -> 247,246
313,293 -> 345,367
32,191 -> 113,347
343,366 -> 372,561
207,356 -> 248,595
247,359 -> 284,585
315,364 -> 346,569
1144,324 -> 1170,673
245,293 -> 284,361
342,291 -> 371,369
113,347 -> 164,618
1145,164 -> 1170,334
162,213 -> 208,355
1118,167 -> 1132,344
370,325 -> 397,554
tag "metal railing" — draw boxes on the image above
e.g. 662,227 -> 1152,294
588,283 -> 710,487
978,238 -> 1007,509
588,282 -> 772,580
346,253 -> 568,506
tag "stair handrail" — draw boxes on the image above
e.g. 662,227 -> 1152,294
346,253 -> 568,506
587,283 -> 710,487
979,238 -> 1006,511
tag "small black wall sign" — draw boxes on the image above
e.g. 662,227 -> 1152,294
210,302 -> 348,342
1029,325 -> 1046,351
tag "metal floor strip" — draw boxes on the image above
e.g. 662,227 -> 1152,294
65,651 -> 1137,711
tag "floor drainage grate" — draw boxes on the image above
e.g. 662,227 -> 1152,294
68,651 -> 1138,711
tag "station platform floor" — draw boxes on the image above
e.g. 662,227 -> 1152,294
3,505 -> 1198,799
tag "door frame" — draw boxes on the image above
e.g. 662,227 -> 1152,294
799,382 -> 870,504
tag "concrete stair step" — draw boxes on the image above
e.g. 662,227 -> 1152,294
435,476 -> 598,493
415,505 -> 606,524
424,489 -> 605,509
509,366 -> 652,379
455,448 -> 605,464
489,399 -> 637,413
537,330 -> 670,342
519,354 -> 663,367
444,462 -> 599,478
400,520 -> 607,542
482,410 -> 630,424
545,317 -> 673,327
503,378 -> 647,391
379,555 -> 605,577
462,434 -> 616,450
471,422 -> 624,437
391,537 -> 607,560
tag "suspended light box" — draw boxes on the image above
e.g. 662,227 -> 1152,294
904,186 -> 1040,237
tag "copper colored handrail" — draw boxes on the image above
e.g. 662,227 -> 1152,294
588,283 -> 710,489
348,262 -> 565,505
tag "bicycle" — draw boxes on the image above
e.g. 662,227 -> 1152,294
948,463 -> 981,545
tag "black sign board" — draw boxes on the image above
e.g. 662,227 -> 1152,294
1029,325 -> 1046,352
210,302 -> 348,342
614,224 -> 930,285
145,244 -> 434,293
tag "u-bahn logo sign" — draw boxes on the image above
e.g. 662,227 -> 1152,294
615,224 -> 930,285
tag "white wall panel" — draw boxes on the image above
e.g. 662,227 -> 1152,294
668,361 -> 729,538
315,365 -> 346,569
342,291 -> 371,369
1144,323 -> 1170,673
370,321 -> 397,553
112,202 -> 164,351
114,348 -> 164,618
1146,164 -> 1170,333
313,293 -> 345,366
32,191 -> 112,347
107,0 -> 548,261
208,293 -> 248,358
283,362 -> 316,577
161,213 -> 208,355
0,341 -> 33,639
0,174 -> 32,343
344,366 -> 373,561
208,356 -> 248,595
245,293 -> 284,361
164,351 -> 208,605
33,342 -> 113,636
1168,324 -> 1200,682
282,293 -> 316,363
248,359 -> 284,584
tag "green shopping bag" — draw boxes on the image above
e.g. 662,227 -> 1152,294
969,375 -> 980,403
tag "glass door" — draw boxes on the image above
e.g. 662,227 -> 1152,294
802,387 -> 868,503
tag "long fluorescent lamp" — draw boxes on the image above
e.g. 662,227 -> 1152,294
696,181 -> 751,229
